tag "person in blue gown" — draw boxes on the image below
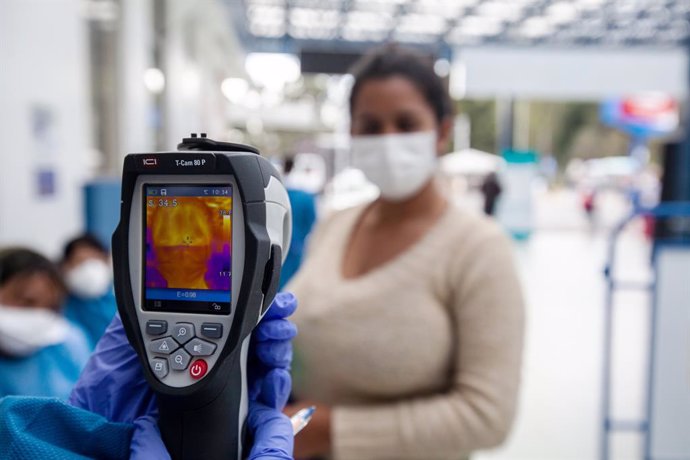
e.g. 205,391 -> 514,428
61,234 -> 118,349
0,293 -> 298,459
280,157 -> 317,289
0,248 -> 90,399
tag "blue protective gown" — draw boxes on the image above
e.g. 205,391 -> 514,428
280,189 -> 317,289
0,324 -> 91,400
0,396 -> 132,460
63,290 -> 118,350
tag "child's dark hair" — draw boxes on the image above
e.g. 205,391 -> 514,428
0,247 -> 65,292
348,44 -> 453,123
62,233 -> 108,264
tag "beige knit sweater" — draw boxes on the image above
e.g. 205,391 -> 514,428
287,204 -> 524,460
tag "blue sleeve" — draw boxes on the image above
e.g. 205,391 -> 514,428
304,192 -> 317,234
64,292 -> 118,350
0,396 -> 133,460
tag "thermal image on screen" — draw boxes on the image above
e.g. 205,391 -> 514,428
144,185 -> 232,314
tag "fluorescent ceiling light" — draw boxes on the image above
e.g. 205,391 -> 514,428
249,16 -> 284,27
245,0 -> 284,5
546,2 -> 578,25
245,53 -> 301,91
248,5 -> 285,37
519,16 -> 554,38
221,78 -> 249,104
397,14 -> 447,34
457,15 -> 503,35
143,67 -> 165,94
247,5 -> 285,24
290,8 -> 340,28
352,0 -> 400,13
412,0 -> 469,15
291,0 -> 341,8
575,0 -> 606,8
476,1 -> 524,22
345,11 -> 394,30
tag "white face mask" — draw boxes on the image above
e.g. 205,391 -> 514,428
0,304 -> 70,357
351,131 -> 438,201
65,259 -> 113,300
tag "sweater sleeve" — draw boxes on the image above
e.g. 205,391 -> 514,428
331,231 -> 525,460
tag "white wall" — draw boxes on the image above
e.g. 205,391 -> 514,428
119,0 -> 155,159
649,248 -> 690,459
453,46 -> 689,101
0,0 -> 92,257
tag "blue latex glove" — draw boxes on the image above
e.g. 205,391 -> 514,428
69,292 -> 298,459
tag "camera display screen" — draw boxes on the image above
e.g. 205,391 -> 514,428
143,184 -> 232,314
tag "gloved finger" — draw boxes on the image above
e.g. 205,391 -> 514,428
261,292 -> 297,321
253,318 -> 297,342
259,368 -> 291,410
247,402 -> 294,460
254,340 -> 292,369
130,415 -> 171,460
248,376 -> 262,402
69,314 -> 158,423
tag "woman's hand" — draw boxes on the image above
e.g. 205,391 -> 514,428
286,401 -> 332,458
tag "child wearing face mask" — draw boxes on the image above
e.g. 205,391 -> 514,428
60,234 -> 117,350
0,248 -> 90,399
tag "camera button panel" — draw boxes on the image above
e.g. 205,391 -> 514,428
149,337 -> 178,355
185,338 -> 217,357
150,358 -> 169,379
144,318 -> 226,385
170,348 -> 192,371
189,359 -> 208,380
200,323 -> 223,339
172,323 -> 195,344
146,320 -> 168,336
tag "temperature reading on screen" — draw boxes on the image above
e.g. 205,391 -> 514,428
143,184 -> 232,314
148,199 -> 178,208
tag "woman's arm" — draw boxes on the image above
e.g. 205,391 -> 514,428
331,232 -> 525,460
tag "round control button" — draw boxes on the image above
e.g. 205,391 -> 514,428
189,359 -> 208,380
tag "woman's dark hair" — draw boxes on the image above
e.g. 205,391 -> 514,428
62,233 -> 108,264
0,247 -> 65,292
348,44 -> 453,123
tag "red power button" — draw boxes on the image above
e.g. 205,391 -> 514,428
189,359 -> 208,380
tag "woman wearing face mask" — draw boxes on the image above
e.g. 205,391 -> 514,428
285,45 -> 525,460
61,234 -> 118,350
0,248 -> 90,399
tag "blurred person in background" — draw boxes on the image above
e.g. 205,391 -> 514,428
480,171 -> 502,216
286,44 -> 525,460
0,248 -> 90,399
281,156 -> 318,289
61,234 -> 117,349
582,188 -> 597,228
0,293 -> 298,459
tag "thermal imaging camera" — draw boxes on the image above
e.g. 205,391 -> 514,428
112,134 -> 292,460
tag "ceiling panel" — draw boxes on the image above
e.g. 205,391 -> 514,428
231,0 -> 690,53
